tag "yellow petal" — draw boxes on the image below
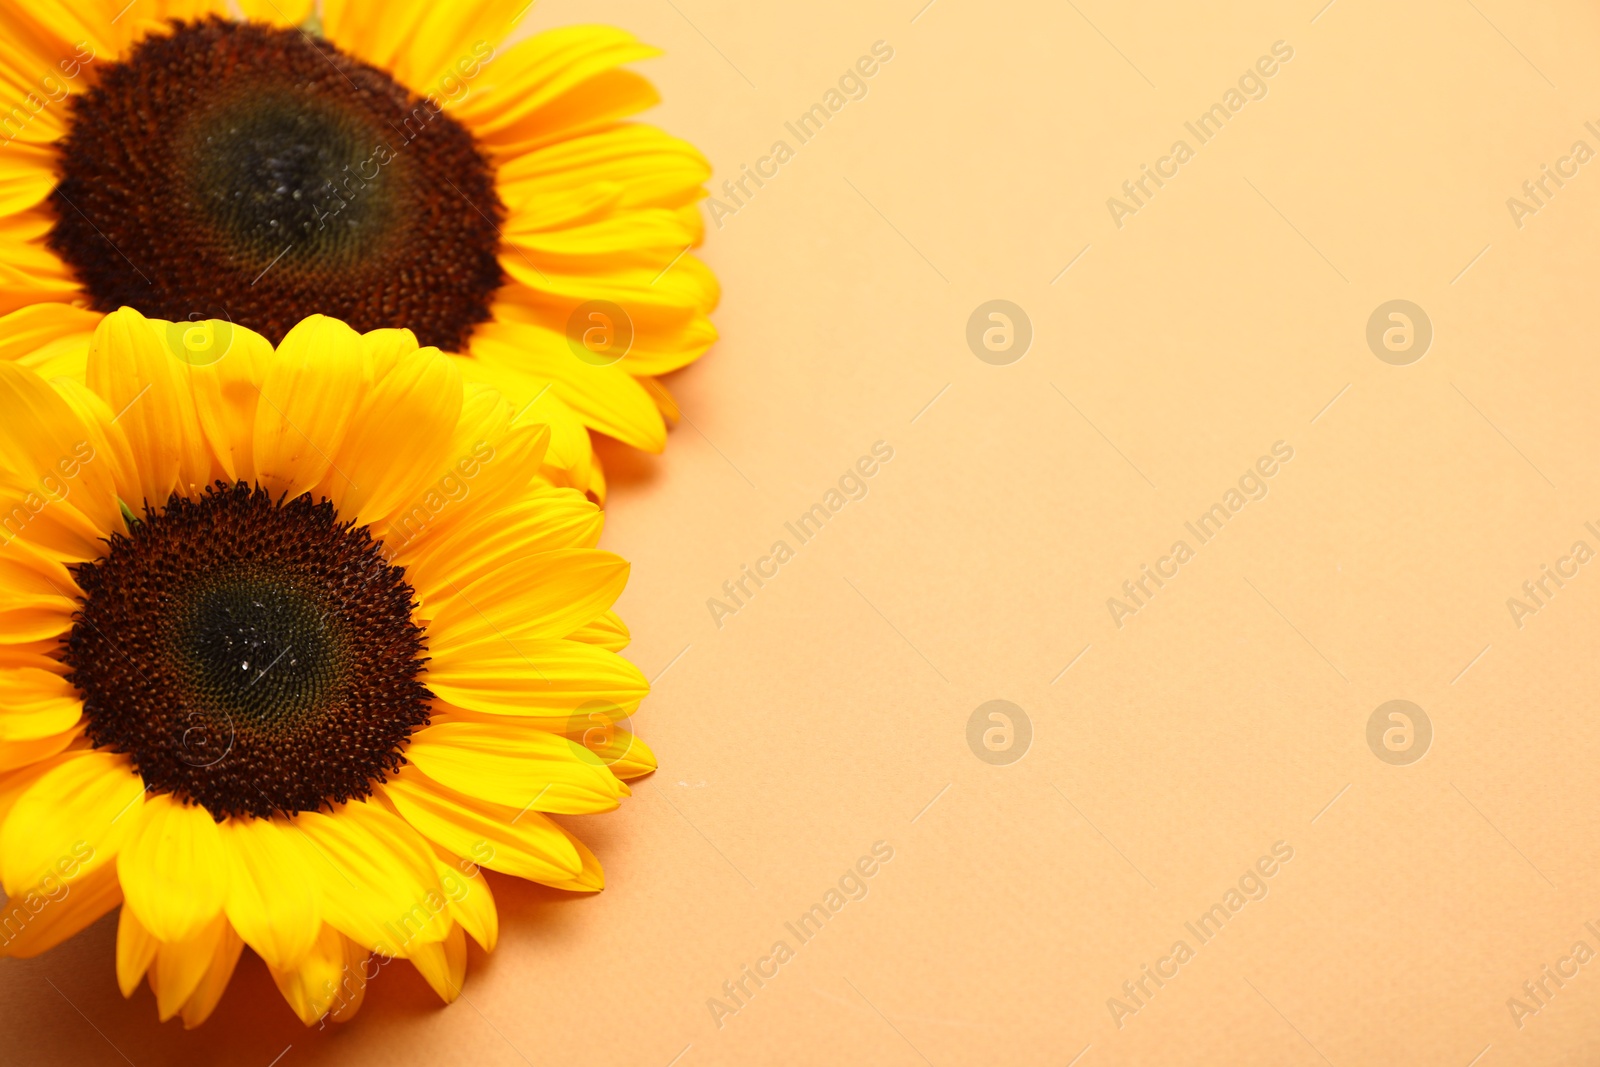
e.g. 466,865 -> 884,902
0,723 -> 80,772
427,637 -> 649,718
358,327 -> 419,379
118,793 -> 229,943
403,721 -> 626,814
294,800 -> 451,955
468,323 -> 666,451
0,140 -> 56,214
84,308 -> 211,506
455,26 -> 660,140
252,315 -> 367,499
0,750 -> 71,829
116,905 -> 158,998
0,303 -> 100,371
568,609 -> 630,652
540,823 -> 606,893
379,775 -> 581,885
0,359 -> 122,540
266,922 -> 356,1027
497,124 -> 709,217
407,922 -> 467,1004
426,548 -> 628,651
150,911 -> 227,1022
319,346 -> 462,527
572,727 -> 656,781
220,815 -> 321,971
401,488 -> 604,600
323,0 -> 527,95
0,858 -> 121,958
328,933 -> 371,1024
0,750 -> 142,894
0,667 -> 80,742
432,845 -> 497,951
237,0 -> 313,26
184,323 -> 272,486
178,920 -> 245,1029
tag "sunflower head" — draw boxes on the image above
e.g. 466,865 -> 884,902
0,0 -> 722,494
50,17 -> 504,351
0,307 -> 655,1026
66,481 -> 433,820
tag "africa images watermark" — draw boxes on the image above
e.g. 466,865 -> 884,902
703,41 -> 896,230
0,440 -> 97,552
1505,120 -> 1600,231
376,439 -> 497,563
1504,521 -> 1600,629
0,840 -> 95,950
1107,840 -> 1296,1030
1504,919 -> 1600,1031
1105,441 -> 1296,628
706,841 -> 896,1029
707,441 -> 896,628
0,40 -> 95,147
1106,40 -> 1296,229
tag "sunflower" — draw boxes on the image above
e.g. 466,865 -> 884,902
0,306 -> 655,1027
0,0 -> 718,498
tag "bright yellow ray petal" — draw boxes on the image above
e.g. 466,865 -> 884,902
0,723 -> 80,773
427,637 -> 649,718
266,922 -> 354,1027
453,26 -> 659,138
379,774 -> 582,885
358,326 -> 419,379
489,280 -> 717,378
404,2 -> 529,97
0,667 -> 80,742
252,315 -> 367,499
406,921 -> 466,1004
319,346 -> 462,527
0,603 -> 74,645
0,750 -> 142,894
467,322 -> 666,451
497,124 -> 709,217
0,140 -> 56,214
116,905 -> 158,997
220,815 -> 321,972
184,322 -> 273,486
118,792 -> 229,943
48,377 -> 138,514
150,912 -> 227,1022
403,721 -> 626,814
0,858 -> 121,958
178,920 -> 245,1029
568,609 -> 630,652
432,845 -> 497,951
539,823 -> 605,893
571,726 -> 656,781
0,750 -> 72,828
479,70 -> 661,158
401,488 -> 603,599
0,358 -> 124,541
328,933 -> 371,1023
294,800 -> 451,955
84,308 -> 212,507
237,0 -> 314,27
0,303 -> 100,374
426,548 -> 628,651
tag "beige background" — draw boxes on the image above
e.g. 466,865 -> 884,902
9,0 -> 1600,1063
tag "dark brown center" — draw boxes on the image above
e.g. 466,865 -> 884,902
48,18 -> 505,350
63,483 -> 432,820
